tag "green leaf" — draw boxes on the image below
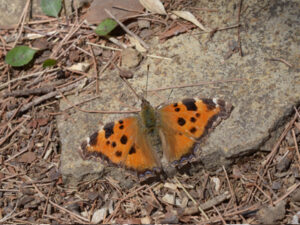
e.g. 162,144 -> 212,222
41,0 -> 62,17
5,46 -> 37,67
95,18 -> 118,36
43,59 -> 57,68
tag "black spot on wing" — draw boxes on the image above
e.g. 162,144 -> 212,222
196,113 -> 201,118
173,103 -> 178,107
106,140 -> 110,145
120,135 -> 128,145
190,117 -> 196,123
119,120 -> 123,124
115,151 -> 122,157
175,108 -> 180,112
111,141 -> 116,148
89,132 -> 98,146
177,117 -> 186,126
202,99 -> 216,110
119,125 -> 124,129
190,127 -> 197,134
129,146 -> 136,154
182,98 -> 197,111
104,122 -> 114,138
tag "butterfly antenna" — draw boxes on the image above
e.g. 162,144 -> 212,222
145,65 -> 150,99
167,89 -> 174,102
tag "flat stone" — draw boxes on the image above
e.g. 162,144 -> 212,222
58,0 -> 300,186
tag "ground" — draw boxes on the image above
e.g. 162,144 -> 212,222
0,0 -> 299,224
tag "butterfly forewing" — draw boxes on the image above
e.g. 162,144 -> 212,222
158,98 -> 231,163
81,117 -> 160,173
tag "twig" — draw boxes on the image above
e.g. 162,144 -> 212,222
51,20 -> 85,58
0,201 -> 27,223
88,44 -> 99,94
87,42 -> 172,60
148,78 -> 245,92
292,129 -> 300,169
274,183 -> 300,205
183,191 -> 231,215
267,57 -> 293,68
4,80 -> 65,97
5,146 -> 29,162
175,176 -> 209,220
262,111 -> 298,168
12,0 -> 31,47
223,166 -> 237,206
0,68 -> 59,90
0,117 -> 30,147
237,0 -> 243,56
42,122 -> 53,158
213,205 -> 226,225
105,9 -> 149,49
5,79 -> 85,118
27,177 -> 89,223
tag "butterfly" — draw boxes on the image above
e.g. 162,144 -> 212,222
80,96 -> 232,177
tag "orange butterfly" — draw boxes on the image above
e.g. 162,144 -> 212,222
80,94 -> 232,177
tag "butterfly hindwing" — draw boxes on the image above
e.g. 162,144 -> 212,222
158,98 -> 232,163
81,117 -> 160,174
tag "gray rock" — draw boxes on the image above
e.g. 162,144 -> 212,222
58,0 -> 300,186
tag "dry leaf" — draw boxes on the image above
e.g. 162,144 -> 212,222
172,11 -> 210,32
85,0 -> 144,24
18,152 -> 37,164
139,0 -> 166,15
67,63 -> 90,72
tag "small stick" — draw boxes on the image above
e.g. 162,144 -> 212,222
42,123 -> 53,158
274,183 -> 300,205
105,9 -> 149,49
183,191 -> 231,215
267,57 -> 293,68
175,176 -> 209,220
213,205 -> 226,225
4,80 -> 65,97
12,0 -> 31,47
88,44 -> 99,94
292,129 -> 300,170
87,42 -> 172,60
262,112 -> 298,168
5,146 -> 29,162
28,178 -> 89,223
0,117 -> 30,147
223,166 -> 237,206
0,68 -> 59,90
237,0 -> 243,56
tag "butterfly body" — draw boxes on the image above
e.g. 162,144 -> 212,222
80,97 -> 232,177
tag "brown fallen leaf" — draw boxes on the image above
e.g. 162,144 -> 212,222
85,0 -> 144,24
139,0 -> 166,15
18,152 -> 37,164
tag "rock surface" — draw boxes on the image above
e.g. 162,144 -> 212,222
58,0 -> 300,186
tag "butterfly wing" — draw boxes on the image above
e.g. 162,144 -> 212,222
158,98 -> 232,163
80,117 -> 161,174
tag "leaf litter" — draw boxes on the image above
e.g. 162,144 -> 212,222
0,0 -> 299,224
